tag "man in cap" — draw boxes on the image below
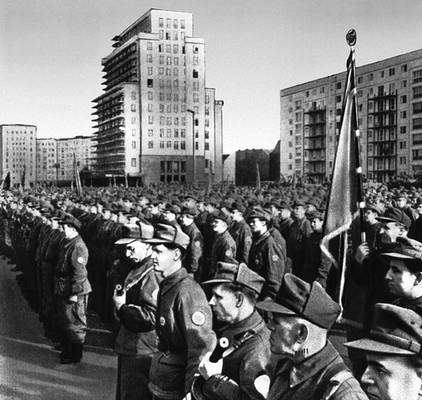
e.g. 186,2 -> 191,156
409,199 -> 422,243
113,221 -> 162,400
180,206 -> 204,281
208,211 -> 237,281
191,261 -> 272,400
54,215 -> 91,364
286,200 -> 313,275
257,274 -> 368,400
247,206 -> 286,300
229,202 -> 252,265
345,303 -> 422,400
363,203 -> 382,251
146,224 -> 216,400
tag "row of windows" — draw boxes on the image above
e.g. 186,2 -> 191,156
158,17 -> 186,30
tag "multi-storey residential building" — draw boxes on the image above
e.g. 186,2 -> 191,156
36,138 -> 57,182
280,48 -> 422,183
92,9 -> 224,184
0,124 -> 37,187
56,136 -> 95,181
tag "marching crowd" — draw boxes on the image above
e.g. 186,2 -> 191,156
2,182 -> 422,400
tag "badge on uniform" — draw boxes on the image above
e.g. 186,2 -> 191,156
225,250 -> 232,257
77,257 -> 84,264
272,255 -> 279,262
194,241 -> 200,248
191,311 -> 205,326
159,316 -> 166,326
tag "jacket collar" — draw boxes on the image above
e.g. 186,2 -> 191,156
218,310 -> 265,342
160,267 -> 188,295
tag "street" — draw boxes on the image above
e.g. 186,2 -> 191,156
0,255 -> 117,400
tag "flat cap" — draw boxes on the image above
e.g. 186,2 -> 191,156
181,206 -> 198,218
114,220 -> 154,245
246,206 -> 271,222
345,303 -> 422,355
58,215 -> 82,230
377,207 -> 411,230
202,261 -> 265,294
144,223 -> 190,250
257,273 -> 341,329
212,210 -> 230,224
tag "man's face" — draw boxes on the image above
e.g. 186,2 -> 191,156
361,353 -> 422,400
249,217 -> 266,234
293,205 -> 306,219
364,210 -> 378,224
180,214 -> 193,226
230,210 -> 243,222
311,218 -> 323,232
379,222 -> 402,244
209,284 -> 239,324
280,208 -> 291,219
267,313 -> 301,358
417,204 -> 422,216
151,244 -> 178,277
125,240 -> 150,264
163,211 -> 176,222
212,218 -> 227,234
395,198 -> 407,209
385,258 -> 418,298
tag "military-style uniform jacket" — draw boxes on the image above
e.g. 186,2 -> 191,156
182,222 -> 204,276
115,256 -> 162,356
200,311 -> 272,400
286,217 -> 313,272
248,230 -> 285,300
229,220 -> 252,264
149,267 -> 216,399
54,235 -> 91,298
209,230 -> 237,280
267,342 -> 368,400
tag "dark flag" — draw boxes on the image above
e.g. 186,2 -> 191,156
320,30 -> 364,321
256,163 -> 261,190
73,152 -> 83,196
2,172 -> 10,190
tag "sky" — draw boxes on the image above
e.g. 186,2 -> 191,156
2,0 -> 422,153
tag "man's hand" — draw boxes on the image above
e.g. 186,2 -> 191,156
69,294 -> 78,303
354,242 -> 370,264
198,352 -> 223,380
113,287 -> 126,310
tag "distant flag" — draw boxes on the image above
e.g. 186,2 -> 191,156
125,173 -> 129,188
256,163 -> 261,190
291,173 -> 296,189
113,175 -> 117,187
2,172 -> 11,191
320,29 -> 364,321
73,152 -> 83,196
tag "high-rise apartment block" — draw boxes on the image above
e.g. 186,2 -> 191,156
92,9 -> 224,184
280,49 -> 422,183
56,136 -> 95,181
0,124 -> 37,186
36,138 -> 57,182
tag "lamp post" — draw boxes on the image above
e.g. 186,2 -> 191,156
187,109 -> 195,184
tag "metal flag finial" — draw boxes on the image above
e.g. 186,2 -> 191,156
346,29 -> 357,46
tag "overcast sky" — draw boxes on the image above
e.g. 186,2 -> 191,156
1,0 -> 422,153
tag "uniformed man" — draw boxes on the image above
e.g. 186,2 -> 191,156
113,221 -> 162,400
180,206 -> 204,280
257,273 -> 368,400
146,223 -> 216,400
229,202 -> 252,265
193,261 -> 272,400
208,211 -> 237,281
345,303 -> 422,400
247,206 -> 286,300
54,215 -> 91,364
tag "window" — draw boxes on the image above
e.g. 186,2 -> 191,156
414,70 -> 422,84
132,141 -> 136,149
400,111 -> 407,119
147,54 -> 153,63
336,82 -> 341,90
402,80 -> 407,88
148,141 -> 153,149
389,68 -> 395,76
166,32 -> 170,40
369,73 -> 374,81
181,141 -> 186,149
193,69 -> 198,78
195,142 -> 199,150
336,95 -> 341,103
147,42 -> 153,50
159,17 -> 163,27
148,66 -> 153,75
400,126 -> 407,134
181,19 -> 185,29
401,64 -> 408,73
159,55 -> 164,64
357,76 -> 363,84
205,142 -> 209,151
148,129 -> 153,137
414,118 -> 422,129
401,95 -> 407,103
399,141 -> 406,149
131,158 -> 136,167
160,116 -> 165,125
400,157 -> 406,165
181,129 -> 186,137
147,79 -> 153,88
160,141 -> 164,148
381,71 -> 385,78
174,141 -> 179,150
148,91 -> 153,100
414,102 -> 422,114
167,141 -> 172,148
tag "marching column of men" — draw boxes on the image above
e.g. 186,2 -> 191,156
4,186 -> 422,399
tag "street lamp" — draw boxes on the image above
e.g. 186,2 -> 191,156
187,109 -> 195,184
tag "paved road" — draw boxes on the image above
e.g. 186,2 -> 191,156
0,256 -> 117,400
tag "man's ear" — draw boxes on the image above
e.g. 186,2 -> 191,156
173,248 -> 181,261
235,292 -> 244,308
293,323 -> 308,344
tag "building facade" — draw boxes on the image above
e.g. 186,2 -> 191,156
36,138 -> 57,182
56,136 -> 95,182
0,124 -> 37,187
280,48 -> 422,183
92,9 -> 224,184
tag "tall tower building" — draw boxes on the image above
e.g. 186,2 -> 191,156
92,9 -> 224,184
0,124 -> 36,187
36,138 -> 57,183
280,48 -> 422,183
